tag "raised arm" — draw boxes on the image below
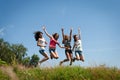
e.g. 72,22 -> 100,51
78,27 -> 81,40
61,28 -> 64,39
43,26 -> 52,39
69,28 -> 73,41
61,28 -> 65,44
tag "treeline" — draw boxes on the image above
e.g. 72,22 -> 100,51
0,38 -> 39,67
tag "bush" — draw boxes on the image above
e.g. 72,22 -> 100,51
0,59 -> 7,66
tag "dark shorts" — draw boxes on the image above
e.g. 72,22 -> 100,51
75,51 -> 82,56
39,49 -> 45,54
49,48 -> 56,53
65,49 -> 72,54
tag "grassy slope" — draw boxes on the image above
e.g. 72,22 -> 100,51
0,65 -> 120,80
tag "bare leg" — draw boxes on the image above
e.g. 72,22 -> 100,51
50,51 -> 59,59
80,55 -> 84,62
76,53 -> 80,60
60,59 -> 69,66
54,52 -> 59,59
59,52 -> 70,66
39,53 -> 49,64
69,53 -> 73,65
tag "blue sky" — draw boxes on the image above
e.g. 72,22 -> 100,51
0,0 -> 120,68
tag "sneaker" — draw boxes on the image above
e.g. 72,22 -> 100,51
72,58 -> 76,62
80,59 -> 84,62
59,61 -> 63,66
70,61 -> 72,66
50,55 -> 53,59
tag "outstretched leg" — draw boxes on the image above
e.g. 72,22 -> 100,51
80,55 -> 84,62
69,53 -> 73,65
59,52 -> 70,66
50,51 -> 59,59
59,59 -> 69,66
39,52 -> 49,64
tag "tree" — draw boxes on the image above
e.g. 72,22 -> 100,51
30,54 -> 39,67
0,38 -> 41,67
22,57 -> 30,67
0,38 -> 14,64
0,38 -> 28,65
11,44 -> 27,64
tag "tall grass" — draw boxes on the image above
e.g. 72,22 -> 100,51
0,65 -> 120,80
12,65 -> 120,80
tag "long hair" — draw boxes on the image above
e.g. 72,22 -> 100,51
62,35 -> 69,44
34,31 -> 43,41
73,35 -> 77,42
52,33 -> 59,40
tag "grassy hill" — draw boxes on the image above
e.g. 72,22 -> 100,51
0,65 -> 120,80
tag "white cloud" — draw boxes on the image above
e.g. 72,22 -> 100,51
0,25 -> 14,36
0,27 -> 5,36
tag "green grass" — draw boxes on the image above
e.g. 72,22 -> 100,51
0,65 -> 120,80
0,59 -> 7,66
0,69 -> 10,80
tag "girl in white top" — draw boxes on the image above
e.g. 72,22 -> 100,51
34,31 -> 49,65
72,28 -> 84,62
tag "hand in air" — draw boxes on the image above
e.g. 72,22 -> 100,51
42,26 -> 46,30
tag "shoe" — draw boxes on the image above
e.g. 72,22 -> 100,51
50,55 -> 53,59
82,59 -> 84,62
59,61 -> 63,66
80,59 -> 84,62
72,58 -> 75,62
70,60 -> 73,66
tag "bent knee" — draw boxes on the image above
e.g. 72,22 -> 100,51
76,58 -> 80,60
45,57 -> 49,60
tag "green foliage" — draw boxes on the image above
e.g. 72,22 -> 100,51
12,66 -> 120,80
0,38 -> 27,64
0,38 -> 40,67
0,65 -> 120,80
29,54 -> 39,67
0,38 -> 14,64
0,59 -> 7,66
0,70 -> 10,80
11,44 -> 27,64
22,57 -> 30,67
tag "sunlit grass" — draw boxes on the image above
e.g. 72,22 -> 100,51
0,65 -> 120,80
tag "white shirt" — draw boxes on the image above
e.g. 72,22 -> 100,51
74,40 -> 83,51
38,38 -> 46,50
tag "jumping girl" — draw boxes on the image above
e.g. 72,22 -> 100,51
72,28 -> 84,62
34,31 -> 49,65
59,28 -> 73,65
43,26 -> 64,59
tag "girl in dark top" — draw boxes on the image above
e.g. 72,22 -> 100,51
59,28 -> 73,65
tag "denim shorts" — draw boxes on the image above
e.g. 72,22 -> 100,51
75,51 -> 82,56
65,49 -> 72,54
39,49 -> 45,54
49,48 -> 56,53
